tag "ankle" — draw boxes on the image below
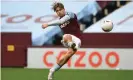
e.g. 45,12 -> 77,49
50,64 -> 61,72
50,68 -> 55,73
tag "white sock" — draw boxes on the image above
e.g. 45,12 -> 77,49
50,63 -> 61,72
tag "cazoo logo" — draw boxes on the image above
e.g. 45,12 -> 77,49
43,50 -> 119,68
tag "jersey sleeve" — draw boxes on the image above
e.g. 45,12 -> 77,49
47,15 -> 70,26
47,12 -> 75,26
66,12 -> 75,19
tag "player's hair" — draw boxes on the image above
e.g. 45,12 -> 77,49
52,2 -> 64,12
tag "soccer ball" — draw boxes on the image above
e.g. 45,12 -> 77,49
101,20 -> 113,32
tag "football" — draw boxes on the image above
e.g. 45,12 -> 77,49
101,20 -> 113,32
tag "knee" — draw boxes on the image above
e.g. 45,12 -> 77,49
63,34 -> 72,42
67,48 -> 75,55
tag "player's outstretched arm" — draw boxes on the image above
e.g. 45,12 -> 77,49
42,15 -> 70,29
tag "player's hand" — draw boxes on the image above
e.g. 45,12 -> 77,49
42,23 -> 48,29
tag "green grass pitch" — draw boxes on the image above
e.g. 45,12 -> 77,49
1,68 -> 133,80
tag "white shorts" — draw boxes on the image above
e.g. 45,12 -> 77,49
71,34 -> 81,49
61,34 -> 81,49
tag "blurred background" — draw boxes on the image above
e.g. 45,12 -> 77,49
1,0 -> 133,80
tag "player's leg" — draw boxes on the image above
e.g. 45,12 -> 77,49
58,34 -> 81,66
57,47 -> 76,66
48,48 -> 76,80
48,34 -> 77,80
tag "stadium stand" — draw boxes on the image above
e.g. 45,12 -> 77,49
79,1 -> 131,31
